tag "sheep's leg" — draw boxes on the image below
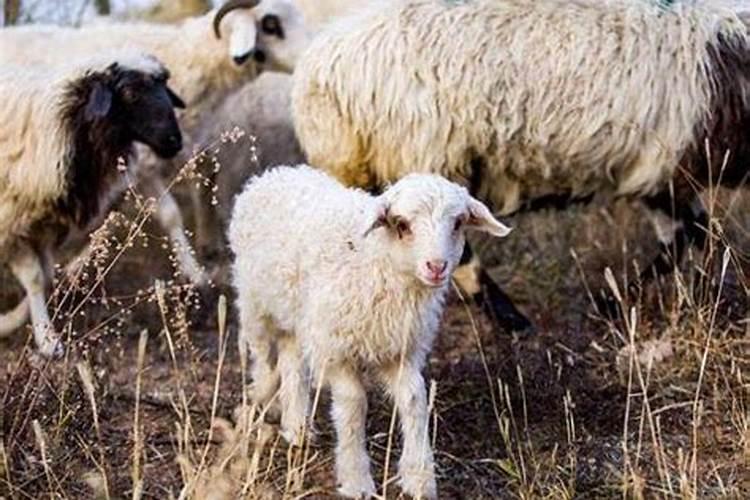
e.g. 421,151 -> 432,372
641,192 -> 707,279
142,176 -> 207,286
277,334 -> 309,446
596,191 -> 707,316
379,360 -> 437,500
454,244 -> 534,336
0,297 -> 30,338
237,299 -> 281,421
7,244 -> 62,358
329,363 -> 376,498
189,183 -> 217,253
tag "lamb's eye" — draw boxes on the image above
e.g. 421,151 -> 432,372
395,219 -> 411,238
454,217 -> 463,232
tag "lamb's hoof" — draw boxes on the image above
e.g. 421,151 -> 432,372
37,335 -> 64,359
399,471 -> 437,500
279,423 -> 308,448
337,477 -> 376,499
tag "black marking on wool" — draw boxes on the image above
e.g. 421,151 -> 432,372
56,62 -> 182,228
681,31 -> 750,189
57,64 -> 136,228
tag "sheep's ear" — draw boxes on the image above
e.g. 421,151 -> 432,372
466,197 -> 512,238
363,202 -> 390,237
84,81 -> 112,121
166,86 -> 186,109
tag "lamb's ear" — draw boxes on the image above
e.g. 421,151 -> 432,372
466,197 -> 512,237
363,202 -> 390,237
84,81 -> 112,121
166,86 -> 186,109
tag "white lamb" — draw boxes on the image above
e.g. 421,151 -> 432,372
228,165 -> 511,498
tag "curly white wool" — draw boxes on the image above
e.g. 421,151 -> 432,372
229,165 -> 510,498
292,0 -> 747,214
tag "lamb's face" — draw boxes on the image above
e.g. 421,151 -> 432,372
367,175 -> 512,288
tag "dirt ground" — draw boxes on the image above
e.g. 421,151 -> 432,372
1,157 -> 748,499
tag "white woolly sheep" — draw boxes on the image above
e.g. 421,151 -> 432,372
292,0 -> 750,330
229,165 -> 511,498
293,0 -> 373,30
0,0 -> 312,286
0,51 -> 184,357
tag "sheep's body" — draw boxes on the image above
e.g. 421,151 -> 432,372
294,0 -> 372,29
0,52 -> 183,357
292,0 -> 750,329
229,165 -> 510,498
0,1 -> 312,286
191,71 -> 303,245
294,0 -> 747,213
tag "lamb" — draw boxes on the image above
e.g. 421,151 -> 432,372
0,0 -> 312,286
0,51 -> 184,358
291,0 -> 750,331
228,165 -> 511,498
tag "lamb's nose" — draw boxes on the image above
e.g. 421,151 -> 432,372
426,260 -> 448,275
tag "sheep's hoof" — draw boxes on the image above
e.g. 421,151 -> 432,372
486,304 -> 536,338
398,471 -> 437,500
337,477 -> 376,499
37,334 -> 64,359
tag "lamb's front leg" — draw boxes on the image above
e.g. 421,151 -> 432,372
380,361 -> 437,499
328,363 -> 376,498
8,244 -> 62,358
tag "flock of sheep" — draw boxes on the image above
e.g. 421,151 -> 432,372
1,0 -> 749,497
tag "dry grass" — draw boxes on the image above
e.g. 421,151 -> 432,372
0,135 -> 747,499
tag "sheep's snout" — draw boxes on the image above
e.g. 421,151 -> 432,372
233,53 -> 251,65
233,48 -> 266,66
420,259 -> 449,287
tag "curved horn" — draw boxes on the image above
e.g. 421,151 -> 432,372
213,0 -> 261,39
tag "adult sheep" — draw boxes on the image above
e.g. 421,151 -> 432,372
292,0 -> 750,333
0,0 -> 311,286
229,165 -> 511,498
0,51 -> 184,358
189,71 -> 303,250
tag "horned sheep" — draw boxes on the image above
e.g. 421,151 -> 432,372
292,0 -> 750,331
0,0 -> 312,286
229,165 -> 511,498
0,52 -> 184,358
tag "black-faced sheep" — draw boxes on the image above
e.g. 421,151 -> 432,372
0,52 -> 184,357
292,0 -> 750,333
0,0 -> 312,286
